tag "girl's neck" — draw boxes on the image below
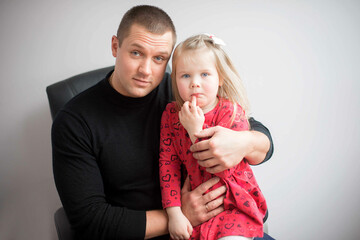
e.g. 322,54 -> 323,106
201,97 -> 219,114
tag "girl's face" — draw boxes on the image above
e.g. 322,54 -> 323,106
175,48 -> 222,113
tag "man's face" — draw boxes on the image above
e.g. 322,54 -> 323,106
111,24 -> 173,98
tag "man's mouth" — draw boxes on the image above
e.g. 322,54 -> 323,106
133,78 -> 151,86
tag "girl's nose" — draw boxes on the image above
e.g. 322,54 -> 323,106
190,78 -> 200,88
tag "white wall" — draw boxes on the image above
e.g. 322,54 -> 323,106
0,0 -> 359,239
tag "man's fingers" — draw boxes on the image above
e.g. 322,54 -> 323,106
194,150 -> 213,161
206,204 -> 225,220
203,185 -> 226,203
190,139 -> 210,153
193,177 -> 220,195
206,165 -> 226,174
205,195 -> 225,212
193,126 -> 217,139
197,157 -> 216,168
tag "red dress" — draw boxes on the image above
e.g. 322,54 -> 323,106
159,99 -> 267,239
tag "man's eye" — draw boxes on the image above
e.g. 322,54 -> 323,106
154,56 -> 164,62
131,51 -> 140,56
201,73 -> 209,77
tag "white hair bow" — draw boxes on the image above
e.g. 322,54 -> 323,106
204,33 -> 226,46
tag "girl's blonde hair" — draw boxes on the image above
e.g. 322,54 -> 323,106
171,34 -> 250,120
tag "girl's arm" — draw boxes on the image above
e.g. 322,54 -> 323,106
166,207 -> 193,239
179,97 -> 205,143
158,103 -> 195,239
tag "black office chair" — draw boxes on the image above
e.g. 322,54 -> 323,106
47,66 -> 114,240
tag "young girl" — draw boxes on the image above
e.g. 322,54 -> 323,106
159,34 -> 267,240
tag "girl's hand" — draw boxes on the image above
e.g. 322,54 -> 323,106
167,207 -> 193,240
179,96 -> 205,143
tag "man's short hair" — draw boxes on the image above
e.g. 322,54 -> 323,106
117,5 -> 177,47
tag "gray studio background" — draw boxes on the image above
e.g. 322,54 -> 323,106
0,0 -> 359,239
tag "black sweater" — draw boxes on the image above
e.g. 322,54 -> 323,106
52,71 -> 273,239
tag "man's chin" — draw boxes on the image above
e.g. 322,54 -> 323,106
130,88 -> 153,98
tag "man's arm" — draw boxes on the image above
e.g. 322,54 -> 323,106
248,117 -> 274,163
190,117 -> 273,173
52,111 -> 147,239
145,210 -> 169,239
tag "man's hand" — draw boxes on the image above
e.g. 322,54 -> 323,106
190,126 -> 270,173
181,176 -> 226,226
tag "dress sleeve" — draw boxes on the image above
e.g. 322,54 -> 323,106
209,102 -> 249,178
216,101 -> 249,130
248,117 -> 274,163
159,104 -> 182,208
52,111 -> 146,240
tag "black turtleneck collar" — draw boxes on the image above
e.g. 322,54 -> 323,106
100,70 -> 158,108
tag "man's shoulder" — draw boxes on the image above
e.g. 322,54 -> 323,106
54,79 -> 106,123
67,79 -> 105,109
156,72 -> 173,100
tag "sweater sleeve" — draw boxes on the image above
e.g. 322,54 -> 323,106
52,110 -> 146,240
248,117 -> 274,164
159,104 -> 182,208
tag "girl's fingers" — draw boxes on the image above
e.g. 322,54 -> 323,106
197,106 -> 203,116
182,101 -> 190,113
191,96 -> 197,110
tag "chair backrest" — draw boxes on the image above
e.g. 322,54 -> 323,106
46,65 -> 172,120
46,66 -> 114,120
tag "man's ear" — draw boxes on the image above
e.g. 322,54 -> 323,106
111,35 -> 119,57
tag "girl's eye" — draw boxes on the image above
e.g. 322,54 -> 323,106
182,74 -> 190,78
201,73 -> 209,77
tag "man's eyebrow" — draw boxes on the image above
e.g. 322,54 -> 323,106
157,51 -> 171,57
130,43 -> 145,49
130,43 -> 170,56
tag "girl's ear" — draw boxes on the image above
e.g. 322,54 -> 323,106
219,77 -> 224,86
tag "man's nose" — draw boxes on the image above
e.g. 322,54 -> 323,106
139,59 -> 151,76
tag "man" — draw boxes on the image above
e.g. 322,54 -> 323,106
52,5 -> 274,240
